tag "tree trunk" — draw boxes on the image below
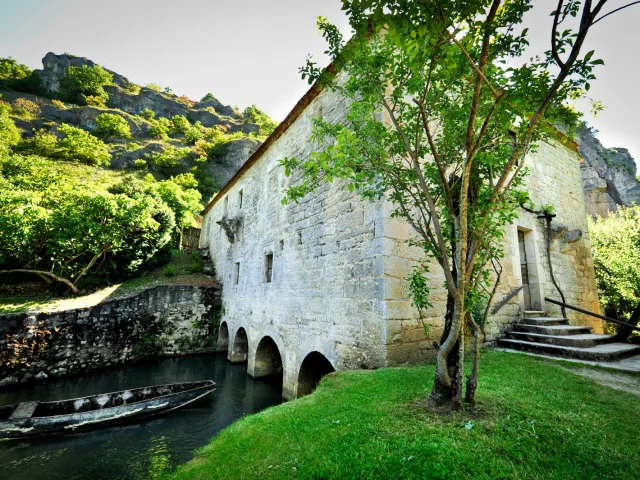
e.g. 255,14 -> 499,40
465,317 -> 481,405
427,291 -> 464,408
0,269 -> 79,294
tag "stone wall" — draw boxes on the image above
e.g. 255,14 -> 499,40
202,77 -> 389,399
0,284 -> 221,387
383,137 -> 603,362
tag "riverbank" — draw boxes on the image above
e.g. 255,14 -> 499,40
167,351 -> 640,480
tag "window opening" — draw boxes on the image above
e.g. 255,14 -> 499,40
223,196 -> 229,217
234,262 -> 240,285
265,254 -> 273,283
238,190 -> 243,209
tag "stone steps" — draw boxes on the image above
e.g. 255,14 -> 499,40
507,331 -> 615,348
498,338 -> 640,361
499,311 -> 640,361
513,324 -> 592,335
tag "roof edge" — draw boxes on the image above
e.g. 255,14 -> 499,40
201,65 -> 337,216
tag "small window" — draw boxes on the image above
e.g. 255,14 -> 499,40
265,254 -> 273,283
279,239 -> 284,251
234,262 -> 240,285
297,231 -> 302,245
238,190 -> 243,209
223,196 -> 229,217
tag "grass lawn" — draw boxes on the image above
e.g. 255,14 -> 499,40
0,250 -> 214,314
166,351 -> 640,480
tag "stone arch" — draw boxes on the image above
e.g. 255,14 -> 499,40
229,327 -> 248,363
296,351 -> 335,398
216,321 -> 229,353
251,336 -> 283,378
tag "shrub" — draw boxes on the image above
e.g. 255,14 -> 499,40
133,159 -> 147,169
170,115 -> 191,135
141,108 -> 155,120
57,123 -> 111,165
146,83 -> 162,92
176,95 -> 195,107
149,118 -> 171,139
122,81 -> 141,95
126,142 -> 142,152
164,265 -> 176,277
15,129 -> 59,157
0,57 -> 31,80
51,99 -> 66,109
84,95 -> 107,107
200,93 -> 218,103
145,146 -> 191,168
243,104 -> 278,135
13,98 -> 40,116
590,206 -> 640,328
172,172 -> 198,189
0,101 -> 20,153
59,65 -> 113,105
94,113 -> 131,139
184,124 -> 205,144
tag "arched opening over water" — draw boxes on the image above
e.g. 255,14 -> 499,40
297,351 -> 335,398
251,336 -> 283,378
229,327 -> 248,363
217,322 -> 229,353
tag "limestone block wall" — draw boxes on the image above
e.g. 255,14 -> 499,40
0,285 -> 221,387
380,138 -> 602,364
202,83 -> 388,399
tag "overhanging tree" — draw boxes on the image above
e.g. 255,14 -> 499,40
281,0 -> 630,408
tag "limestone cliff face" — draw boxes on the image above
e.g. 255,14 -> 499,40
577,126 -> 640,217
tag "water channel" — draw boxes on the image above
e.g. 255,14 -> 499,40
0,354 -> 283,480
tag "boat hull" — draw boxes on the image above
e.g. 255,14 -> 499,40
0,381 -> 215,440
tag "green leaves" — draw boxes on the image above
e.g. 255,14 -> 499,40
59,64 -> 113,105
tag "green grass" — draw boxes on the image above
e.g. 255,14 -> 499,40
0,250 -> 213,314
166,351 -> 640,480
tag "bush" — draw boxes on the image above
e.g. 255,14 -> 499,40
145,145 -> 191,168
51,99 -> 66,109
84,95 -> 107,107
0,57 -> 41,93
176,95 -> 195,107
146,83 -> 162,92
200,93 -> 218,103
57,123 -> 111,165
149,118 -> 171,139
243,104 -> 278,135
184,123 -> 205,144
172,172 -> 199,189
170,115 -> 191,135
15,129 -> 59,157
0,101 -> 20,153
126,142 -> 142,151
94,113 -> 131,139
164,265 -> 176,277
59,65 -> 113,105
13,98 -> 40,117
133,159 -> 147,169
590,205 -> 640,327
122,81 -> 141,95
141,108 -> 155,120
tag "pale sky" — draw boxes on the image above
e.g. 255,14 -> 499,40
1,0 -> 638,161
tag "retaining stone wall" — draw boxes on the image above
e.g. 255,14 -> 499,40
0,284 -> 221,387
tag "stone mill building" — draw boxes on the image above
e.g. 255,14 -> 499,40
201,74 -> 609,400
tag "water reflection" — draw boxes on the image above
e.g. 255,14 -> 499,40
0,354 -> 283,480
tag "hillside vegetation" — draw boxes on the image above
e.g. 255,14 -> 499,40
0,53 -> 277,294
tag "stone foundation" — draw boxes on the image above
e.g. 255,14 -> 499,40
0,284 -> 221,387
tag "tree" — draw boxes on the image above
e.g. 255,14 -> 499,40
0,101 -> 20,153
589,206 -> 640,339
59,64 -> 113,105
282,0 -> 626,409
243,105 -> 278,135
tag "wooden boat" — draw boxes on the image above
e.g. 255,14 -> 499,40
0,380 -> 215,440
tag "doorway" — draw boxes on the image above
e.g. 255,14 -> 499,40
516,228 -> 544,311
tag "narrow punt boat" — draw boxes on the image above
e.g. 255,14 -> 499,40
0,380 -> 215,440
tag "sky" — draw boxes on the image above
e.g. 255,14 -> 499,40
0,0 -> 638,161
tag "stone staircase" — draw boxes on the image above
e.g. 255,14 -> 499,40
498,311 -> 640,361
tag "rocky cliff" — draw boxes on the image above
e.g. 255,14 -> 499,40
577,126 -> 640,217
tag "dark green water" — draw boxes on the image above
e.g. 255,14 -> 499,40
0,354 -> 283,479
